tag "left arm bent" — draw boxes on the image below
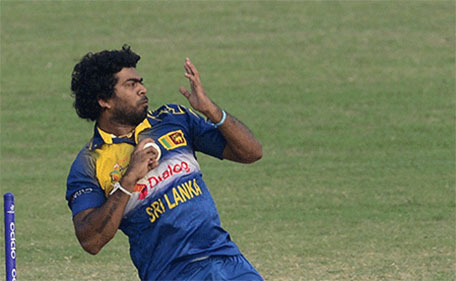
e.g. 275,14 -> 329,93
179,58 -> 263,163
205,107 -> 262,163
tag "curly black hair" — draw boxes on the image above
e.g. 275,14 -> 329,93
71,44 -> 141,121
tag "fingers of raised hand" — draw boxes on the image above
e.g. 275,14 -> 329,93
184,58 -> 200,84
184,61 -> 193,76
185,57 -> 198,75
179,86 -> 191,98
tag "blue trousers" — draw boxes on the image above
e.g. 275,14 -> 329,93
171,255 -> 263,281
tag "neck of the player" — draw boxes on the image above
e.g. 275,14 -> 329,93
97,114 -> 136,138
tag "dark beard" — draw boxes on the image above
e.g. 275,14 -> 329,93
111,104 -> 148,127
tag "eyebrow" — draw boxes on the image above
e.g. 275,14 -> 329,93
123,77 -> 143,84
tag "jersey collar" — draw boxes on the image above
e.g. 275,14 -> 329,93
90,118 -> 152,150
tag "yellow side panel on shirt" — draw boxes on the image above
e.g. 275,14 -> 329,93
94,142 -> 134,197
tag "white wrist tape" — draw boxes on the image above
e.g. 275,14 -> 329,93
110,182 -> 132,196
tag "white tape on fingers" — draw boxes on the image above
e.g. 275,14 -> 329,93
144,142 -> 161,161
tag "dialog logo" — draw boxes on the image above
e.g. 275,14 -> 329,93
135,160 -> 192,200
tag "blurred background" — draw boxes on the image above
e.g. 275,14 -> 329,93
1,1 -> 454,280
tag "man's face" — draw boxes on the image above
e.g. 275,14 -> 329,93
110,67 -> 148,127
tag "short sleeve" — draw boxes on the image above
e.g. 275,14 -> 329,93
184,107 -> 227,159
66,148 -> 106,216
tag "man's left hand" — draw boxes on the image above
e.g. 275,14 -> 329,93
178,58 -> 262,164
179,58 -> 221,120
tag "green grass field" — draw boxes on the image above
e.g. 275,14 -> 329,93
1,1 -> 455,280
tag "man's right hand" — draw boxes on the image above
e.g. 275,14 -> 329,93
73,138 -> 160,255
122,138 -> 160,190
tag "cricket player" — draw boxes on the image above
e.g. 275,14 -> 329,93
65,45 -> 263,280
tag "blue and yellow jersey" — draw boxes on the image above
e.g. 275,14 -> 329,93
66,104 -> 241,280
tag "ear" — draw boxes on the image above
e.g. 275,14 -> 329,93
98,98 -> 112,110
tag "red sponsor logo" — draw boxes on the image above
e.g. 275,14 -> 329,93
134,161 -> 191,200
134,184 -> 148,200
148,161 -> 191,189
